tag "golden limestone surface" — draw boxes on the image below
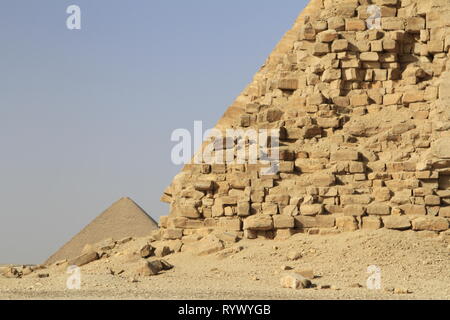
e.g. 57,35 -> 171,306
159,0 -> 450,241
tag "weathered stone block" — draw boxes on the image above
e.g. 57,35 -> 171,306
163,228 -> 183,240
278,79 -> 298,91
136,259 -> 161,276
382,17 -> 405,30
412,217 -> 449,232
367,202 -> 391,216
243,215 -> 273,231
340,194 -> 372,205
336,216 -> 358,232
299,23 -> 316,40
314,43 -> 330,55
237,201 -> 250,217
195,237 -> 225,256
362,216 -> 382,230
311,173 -> 336,187
69,251 -> 99,267
262,203 -> 279,215
349,161 -> 365,173
331,150 -> 360,161
383,93 -> 403,105
345,19 -> 366,31
281,273 -> 312,289
217,217 -> 242,231
322,69 -> 342,82
400,204 -> 427,216
318,30 -> 338,43
317,117 -> 340,129
428,41 -> 444,54
273,215 -> 295,229
343,205 -> 366,217
194,180 -> 214,191
402,91 -> 424,104
431,137 -> 450,159
383,216 -> 411,230
360,52 -> 379,62
424,195 -> 441,206
275,228 -> 295,240
328,17 -> 345,31
332,39 -> 349,52
440,207 -> 450,218
406,17 -> 425,32
179,205 -> 201,219
350,94 -> 370,106
300,204 -> 323,216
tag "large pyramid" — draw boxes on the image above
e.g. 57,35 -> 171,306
45,198 -> 158,265
159,0 -> 450,240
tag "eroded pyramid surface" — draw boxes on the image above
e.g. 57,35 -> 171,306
159,0 -> 450,240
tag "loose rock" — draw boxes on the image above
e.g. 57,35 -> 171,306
281,273 -> 312,290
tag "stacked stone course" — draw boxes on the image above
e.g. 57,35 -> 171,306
159,0 -> 450,241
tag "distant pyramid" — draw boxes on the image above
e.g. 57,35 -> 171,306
45,197 -> 158,265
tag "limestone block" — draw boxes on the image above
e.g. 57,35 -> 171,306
68,251 -> 99,267
194,180 -> 214,191
237,201 -> 250,217
406,17 -> 425,32
412,217 -> 449,232
400,204 -> 427,216
382,17 -> 405,30
340,194 -> 372,205
299,23 -> 316,40
362,216 -> 382,230
367,202 -> 391,216
314,43 -> 331,55
402,91 -> 424,104
350,93 -> 370,106
281,273 -> 312,289
163,228 -> 183,240
243,215 -> 274,231
318,30 -> 338,43
273,215 -> 295,229
345,19 -> 366,31
428,41 -> 444,54
300,204 -> 324,216
328,17 -> 345,31
331,150 -> 360,161
383,93 -> 402,105
332,39 -> 349,52
431,137 -> 450,159
382,216 -> 411,230
360,52 -> 379,62
336,216 -> 359,232
440,207 -> 450,218
343,204 -> 366,217
311,173 -> 336,187
278,79 -> 299,91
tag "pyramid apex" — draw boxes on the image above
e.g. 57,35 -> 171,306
118,196 -> 133,202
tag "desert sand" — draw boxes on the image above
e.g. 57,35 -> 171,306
1,229 -> 448,300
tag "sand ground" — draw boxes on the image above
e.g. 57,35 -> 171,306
0,229 -> 449,300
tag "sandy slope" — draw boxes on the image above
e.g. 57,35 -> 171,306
0,229 -> 449,300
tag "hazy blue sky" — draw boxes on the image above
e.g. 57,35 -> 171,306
0,0 -> 308,264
